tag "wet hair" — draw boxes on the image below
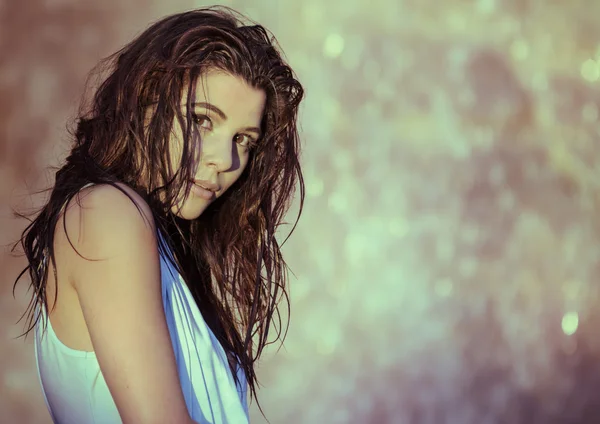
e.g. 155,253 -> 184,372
12,6 -> 304,408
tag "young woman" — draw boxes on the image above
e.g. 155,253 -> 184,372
13,7 -> 304,424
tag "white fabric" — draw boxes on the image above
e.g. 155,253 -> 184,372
35,231 -> 249,424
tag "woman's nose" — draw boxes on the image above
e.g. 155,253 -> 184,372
201,131 -> 234,172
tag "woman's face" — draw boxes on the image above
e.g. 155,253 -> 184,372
168,70 -> 266,220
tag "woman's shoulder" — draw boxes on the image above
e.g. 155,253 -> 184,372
74,182 -> 152,221
59,182 -> 157,259
51,183 -> 194,424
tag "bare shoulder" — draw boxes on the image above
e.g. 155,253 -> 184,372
74,182 -> 152,220
60,183 -> 157,269
55,182 -> 193,422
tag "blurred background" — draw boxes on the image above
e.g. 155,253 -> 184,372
2,0 -> 600,423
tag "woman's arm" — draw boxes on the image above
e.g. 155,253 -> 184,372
62,184 -> 195,424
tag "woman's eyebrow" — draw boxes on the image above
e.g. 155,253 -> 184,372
191,101 -> 227,120
191,101 -> 262,137
243,127 -> 262,137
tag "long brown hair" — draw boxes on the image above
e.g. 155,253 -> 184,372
12,6 -> 304,407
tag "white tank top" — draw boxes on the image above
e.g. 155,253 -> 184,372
34,230 -> 250,424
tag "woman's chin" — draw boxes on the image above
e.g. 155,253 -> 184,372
170,199 -> 210,220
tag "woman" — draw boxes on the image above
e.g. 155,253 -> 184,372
13,6 -> 304,424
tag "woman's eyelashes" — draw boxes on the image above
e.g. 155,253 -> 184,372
191,114 -> 257,148
192,114 -> 213,130
233,134 -> 256,148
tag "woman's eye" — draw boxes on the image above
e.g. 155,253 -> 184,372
234,134 -> 256,148
192,114 -> 212,130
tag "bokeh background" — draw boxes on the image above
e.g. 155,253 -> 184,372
2,0 -> 600,423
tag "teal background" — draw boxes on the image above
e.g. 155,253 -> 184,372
2,0 -> 600,423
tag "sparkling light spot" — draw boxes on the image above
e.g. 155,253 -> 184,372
435,239 -> 454,261
332,150 -> 353,170
328,279 -> 347,297
389,218 -> 409,238
489,163 -> 506,186
499,190 -> 515,211
531,72 -> 549,91
562,280 -> 580,301
434,278 -> 453,297
510,39 -> 529,61
476,0 -> 496,15
323,33 -> 345,59
458,90 -> 476,107
307,177 -> 324,197
582,102 -> 598,123
561,312 -> 579,336
327,190 -> 348,214
302,3 -> 323,26
344,231 -> 367,263
340,34 -> 364,70
447,12 -> 466,30
363,59 -> 381,81
323,98 -> 341,119
459,257 -> 477,278
581,59 -> 600,82
316,329 -> 341,356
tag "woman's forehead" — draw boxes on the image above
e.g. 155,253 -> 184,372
183,71 -> 266,119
